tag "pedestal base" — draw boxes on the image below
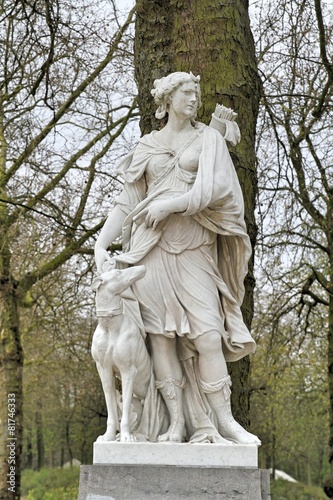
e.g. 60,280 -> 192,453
78,442 -> 270,499
78,464 -> 270,499
93,442 -> 258,467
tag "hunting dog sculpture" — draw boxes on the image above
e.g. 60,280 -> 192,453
91,264 -> 153,442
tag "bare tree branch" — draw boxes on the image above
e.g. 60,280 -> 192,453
0,5 -> 136,188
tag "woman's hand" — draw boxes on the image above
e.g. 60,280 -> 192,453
95,248 -> 115,275
134,200 -> 172,230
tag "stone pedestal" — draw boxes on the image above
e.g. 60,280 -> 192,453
93,442 -> 258,467
78,443 -> 270,500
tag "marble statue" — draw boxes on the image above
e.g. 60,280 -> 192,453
93,71 -> 260,445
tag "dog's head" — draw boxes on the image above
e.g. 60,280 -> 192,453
91,265 -> 146,296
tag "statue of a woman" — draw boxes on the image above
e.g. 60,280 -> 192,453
95,71 -> 260,445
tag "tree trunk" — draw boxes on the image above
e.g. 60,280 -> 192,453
66,421 -> 73,467
0,88 -> 22,500
329,283 -> 333,473
36,405 -> 45,471
0,277 -> 23,500
25,427 -> 33,469
326,198 -> 333,490
134,0 -> 260,427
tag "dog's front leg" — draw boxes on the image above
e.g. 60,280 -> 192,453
120,366 -> 138,442
96,362 -> 119,442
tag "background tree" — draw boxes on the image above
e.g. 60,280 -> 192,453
0,1 -> 136,497
134,0 -> 261,428
21,261 -> 107,470
251,277 -> 329,485
251,0 -> 333,492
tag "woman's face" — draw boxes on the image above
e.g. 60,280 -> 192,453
168,81 -> 199,119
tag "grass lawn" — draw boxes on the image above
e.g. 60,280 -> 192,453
21,467 -> 80,500
271,478 -> 327,500
21,467 -> 328,499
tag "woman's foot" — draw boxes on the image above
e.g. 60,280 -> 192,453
203,377 -> 261,445
218,418 -> 261,445
158,418 -> 185,442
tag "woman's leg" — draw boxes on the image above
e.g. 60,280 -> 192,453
193,330 -> 228,382
193,331 -> 260,445
150,334 -> 183,381
149,333 -> 185,442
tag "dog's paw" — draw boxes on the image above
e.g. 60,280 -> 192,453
96,431 -> 116,442
120,432 -> 138,443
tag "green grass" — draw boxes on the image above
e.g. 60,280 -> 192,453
271,479 -> 327,500
21,467 -> 80,500
21,468 -> 329,500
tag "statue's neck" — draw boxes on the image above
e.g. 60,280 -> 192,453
95,292 -> 122,317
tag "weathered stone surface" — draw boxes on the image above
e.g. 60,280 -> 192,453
78,464 -> 270,500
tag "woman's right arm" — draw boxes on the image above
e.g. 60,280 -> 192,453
94,205 -> 127,274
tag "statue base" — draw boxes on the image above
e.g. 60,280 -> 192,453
78,443 -> 270,499
93,441 -> 258,467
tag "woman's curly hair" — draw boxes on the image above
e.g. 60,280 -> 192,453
151,72 -> 202,120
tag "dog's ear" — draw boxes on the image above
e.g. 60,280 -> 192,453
91,276 -> 104,291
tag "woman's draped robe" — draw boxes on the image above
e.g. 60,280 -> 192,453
113,124 -> 256,442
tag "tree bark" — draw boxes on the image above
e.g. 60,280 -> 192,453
36,405 -> 45,471
134,0 -> 260,426
25,428 -> 33,470
0,269 -> 23,500
327,182 -> 333,481
328,248 -> 333,475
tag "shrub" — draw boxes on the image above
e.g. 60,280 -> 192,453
271,479 -> 327,500
22,467 -> 80,500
